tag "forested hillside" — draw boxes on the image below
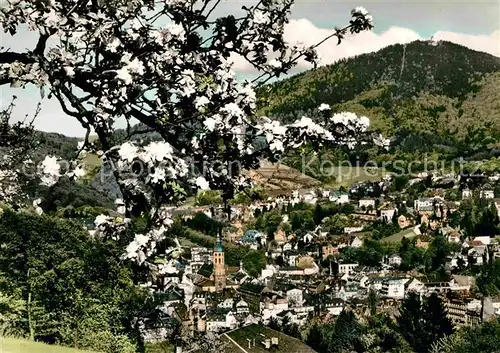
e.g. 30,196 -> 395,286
257,40 -> 500,141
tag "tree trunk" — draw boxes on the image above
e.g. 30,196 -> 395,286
74,323 -> 79,349
27,269 -> 34,341
27,291 -> 34,341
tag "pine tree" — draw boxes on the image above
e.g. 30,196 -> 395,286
397,292 -> 426,352
329,310 -> 362,352
268,317 -> 280,331
307,322 -> 333,352
423,293 -> 454,346
368,288 -> 378,316
306,324 -> 324,352
314,204 -> 324,225
397,292 -> 454,353
476,202 -> 499,237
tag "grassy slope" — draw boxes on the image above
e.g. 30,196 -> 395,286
246,163 -> 386,194
380,227 -> 418,243
223,324 -> 316,353
0,338 -> 95,353
245,162 -> 320,193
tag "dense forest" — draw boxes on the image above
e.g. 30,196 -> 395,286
257,41 -> 500,134
0,208 -> 154,352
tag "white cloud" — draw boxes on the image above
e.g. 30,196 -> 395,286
288,20 -> 422,68
432,30 -> 500,57
231,19 -> 499,73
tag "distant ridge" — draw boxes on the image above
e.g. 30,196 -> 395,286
257,40 -> 500,140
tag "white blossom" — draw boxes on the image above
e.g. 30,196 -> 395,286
0,0 -> 376,266
94,214 -> 110,227
40,156 -> 60,186
354,6 -> 369,16
116,67 -> 133,84
106,37 -> 122,52
118,142 -> 138,163
194,96 -> 210,111
143,142 -> 174,162
252,10 -> 269,25
318,103 -> 331,111
268,59 -> 282,69
166,23 -> 186,41
63,66 -> 75,77
195,176 -> 210,190
72,166 -> 86,178
203,117 -> 217,132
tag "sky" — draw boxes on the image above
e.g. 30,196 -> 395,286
0,0 -> 499,137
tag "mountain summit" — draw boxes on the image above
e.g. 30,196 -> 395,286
257,40 -> 500,139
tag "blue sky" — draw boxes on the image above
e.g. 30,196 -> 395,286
1,0 -> 498,137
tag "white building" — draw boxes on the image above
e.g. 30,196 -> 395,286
414,198 -> 433,211
344,227 -> 364,234
369,278 -> 385,291
206,316 -> 226,332
388,254 -> 402,267
236,300 -> 249,314
350,236 -> 363,248
288,254 -> 299,267
261,300 -> 289,323
286,288 -> 304,307
462,189 -> 472,199
303,192 -> 318,205
330,191 -> 349,204
218,298 -> 234,309
282,243 -> 293,252
480,190 -> 494,199
447,233 -> 461,243
468,247 -> 485,266
191,247 -> 212,263
380,278 -> 407,299
349,273 -> 369,288
380,209 -> 396,222
359,199 -> 375,208
405,278 -> 425,294
473,236 -> 492,246
260,265 -> 278,280
338,263 -> 358,276
325,298 -> 345,316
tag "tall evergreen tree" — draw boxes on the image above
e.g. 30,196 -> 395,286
476,202 -> 499,237
314,204 -> 324,225
397,292 -> 454,352
306,324 -> 325,352
368,288 -> 378,316
329,310 -> 362,352
423,293 -> 454,345
397,292 -> 426,351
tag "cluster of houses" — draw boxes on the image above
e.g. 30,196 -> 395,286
136,171 -> 500,343
144,236 -> 500,341
142,232 -> 500,342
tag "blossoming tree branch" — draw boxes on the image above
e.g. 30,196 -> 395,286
0,0 -> 383,264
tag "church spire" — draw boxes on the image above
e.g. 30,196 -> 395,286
213,226 -> 226,291
215,226 -> 223,252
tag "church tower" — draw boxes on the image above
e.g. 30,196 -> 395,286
213,229 -> 226,292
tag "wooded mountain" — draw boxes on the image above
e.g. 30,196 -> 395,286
257,40 -> 500,142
